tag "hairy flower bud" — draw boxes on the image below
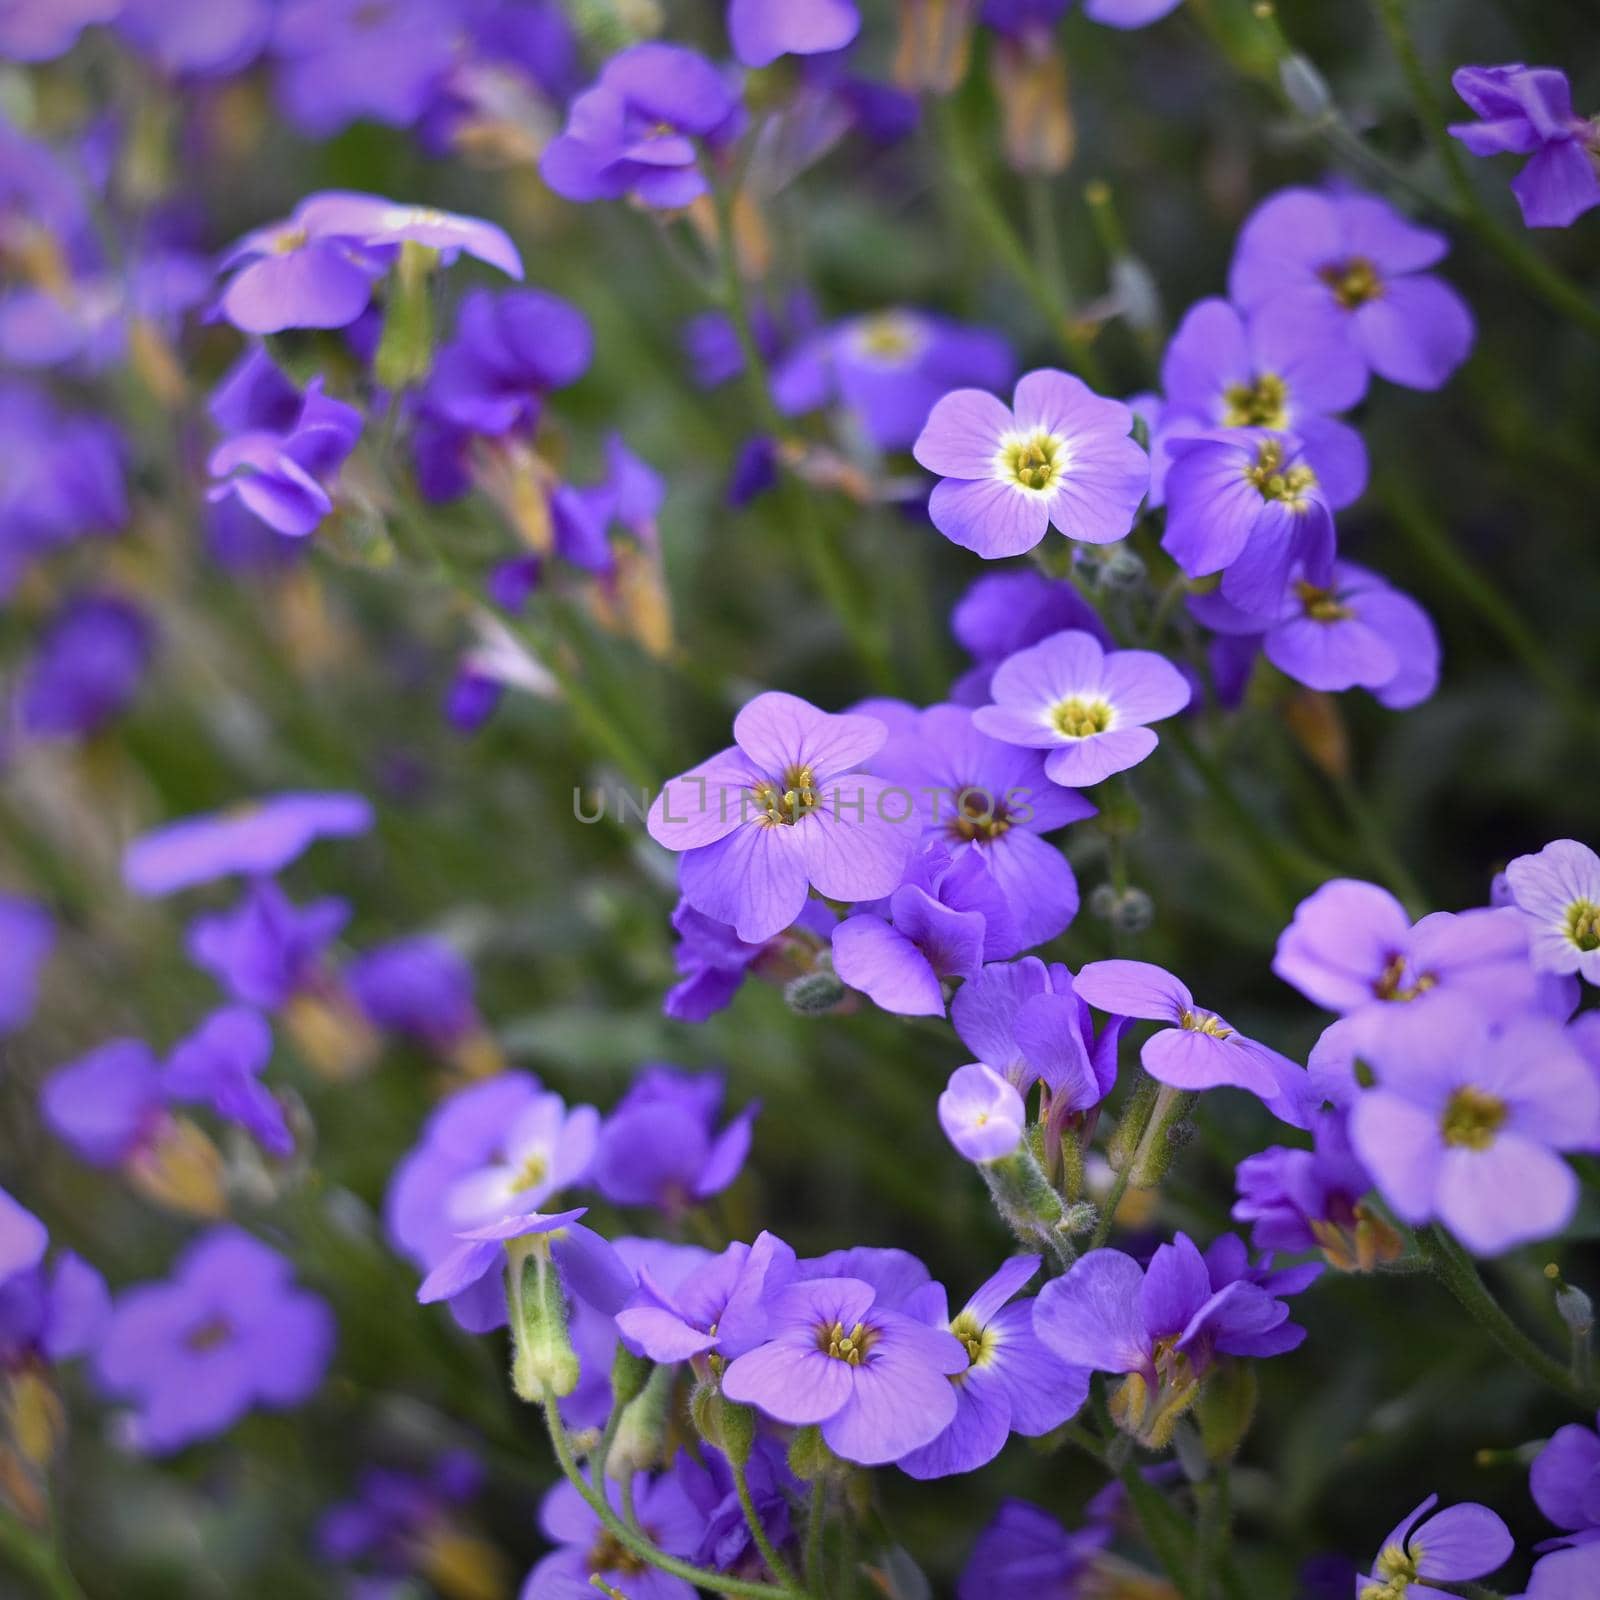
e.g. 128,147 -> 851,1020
508,1246 -> 580,1402
785,970 -> 848,1015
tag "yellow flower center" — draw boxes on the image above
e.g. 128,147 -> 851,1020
1179,1009 -> 1232,1038
949,1310 -> 996,1369
1565,899 -> 1600,952
1243,439 -> 1317,508
852,311 -> 923,363
1294,579 -> 1352,621
510,1150 -> 549,1193
1223,372 -> 1290,430
948,789 -> 1012,843
1051,695 -> 1113,738
1320,256 -> 1384,309
1440,1086 -> 1507,1150
752,765 -> 818,827
818,1319 -> 878,1366
587,1530 -> 649,1577
1373,954 -> 1436,1003
1000,428 -> 1067,494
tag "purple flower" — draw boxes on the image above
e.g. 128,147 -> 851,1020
0,0 -> 117,60
0,894 -> 53,1034
116,0 -> 271,77
419,287 -> 591,437
871,703 -> 1096,952
973,628 -> 1190,787
1232,1110 -> 1400,1272
318,1451 -> 484,1587
956,1498 -> 1111,1600
207,359 -> 363,538
728,0 -> 859,68
41,1038 -> 167,1166
1450,66 -> 1600,229
1530,1407 -> 1600,1548
526,1464 -> 704,1600
664,899 -> 835,1023
1075,959 -> 1309,1122
1504,840 -> 1600,983
899,1255 -> 1089,1479
162,1007 -> 291,1158
678,1436 -> 797,1577
0,1228 -> 107,1370
774,309 -> 1014,453
1188,559 -> 1440,710
1357,1495 -> 1512,1597
949,569 -> 1112,705
124,791 -> 373,895
1228,187 -> 1475,395
187,879 -> 349,1011
616,1230 -> 796,1364
721,1275 -> 968,1465
272,0 -> 463,137
218,191 -> 520,335
93,1228 -> 334,1453
1033,1232 -> 1304,1445
1348,1002 -> 1599,1255
346,936 -> 482,1050
436,1087 -> 599,1228
1160,296 -> 1368,508
913,369 -> 1149,556
951,957 -> 1123,1109
539,43 -> 744,209
833,840 -> 1013,1016
13,591 -> 152,740
647,692 -> 912,944
1162,428 -> 1336,613
593,1066 -> 756,1211
939,1063 -> 1027,1163
1273,880 -> 1547,1055
1519,1545 -> 1600,1598
0,1188 -> 47,1287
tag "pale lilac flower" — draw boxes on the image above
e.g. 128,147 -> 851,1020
728,0 -> 859,68
973,628 -> 1190,787
913,369 -> 1149,557
939,1064 -> 1027,1163
1504,840 -> 1600,983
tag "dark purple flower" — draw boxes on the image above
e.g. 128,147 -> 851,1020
664,898 -> 835,1023
1451,66 -> 1600,229
1519,1545 -> 1600,1597
949,569 -> 1113,705
540,43 -> 744,209
186,879 -> 349,1011
872,704 -> 1096,953
593,1066 -> 757,1212
1348,1002 -> 1598,1255
1033,1232 -> 1304,1446
124,791 -> 373,895
162,1007 -> 291,1158
1504,840 -> 1600,984
728,0 -> 859,68
1228,187 -> 1475,395
347,936 -> 482,1050
647,692 -> 912,944
899,1255 -> 1089,1478
721,1275 -> 968,1465
93,1228 -> 334,1453
116,0 -> 271,77
0,894 -> 52,1035
526,1463 -> 704,1600
14,591 -> 153,740
1160,295 -> 1367,508
1188,559 -> 1440,710
318,1451 -> 485,1586
774,309 -> 1014,452
0,0 -> 116,59
0,1238 -> 107,1370
1162,428 -> 1336,614
973,628 -> 1190,787
956,1498 -> 1112,1600
1530,1407 -> 1600,1549
1357,1495 -> 1511,1596
40,1039 -> 166,1166
678,1435 -> 797,1578
914,369 -> 1148,556
0,1188 -> 47,1287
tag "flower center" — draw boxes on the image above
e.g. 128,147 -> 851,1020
1294,579 -> 1352,622
587,1530 -> 649,1577
1223,372 -> 1290,430
509,1150 -> 549,1193
1440,1086 -> 1507,1150
1319,256 -> 1384,309
947,788 -> 1012,843
1565,899 -> 1600,952
853,311 -> 923,363
817,1319 -> 878,1366
271,225 -> 309,255
1373,954 -> 1436,1003
1050,695 -> 1113,738
186,1316 -> 233,1353
1243,439 -> 1317,507
1179,1008 -> 1232,1039
999,428 -> 1067,494
949,1310 -> 996,1369
1359,1540 -> 1421,1599
752,765 -> 818,827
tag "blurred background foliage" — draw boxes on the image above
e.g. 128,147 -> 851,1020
3,0 -> 1600,1594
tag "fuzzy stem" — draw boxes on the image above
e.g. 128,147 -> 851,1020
803,1474 -> 828,1591
0,1511 -> 87,1600
731,1457 -> 808,1596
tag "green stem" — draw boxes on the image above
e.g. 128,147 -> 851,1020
539,1391 -> 789,1599
1194,1466 -> 1233,1600
1367,0 -> 1600,342
803,1474 -> 828,1591
0,1511 -> 87,1600
1091,1092 -> 1158,1249
731,1458 -> 808,1596
1416,1226 -> 1597,1408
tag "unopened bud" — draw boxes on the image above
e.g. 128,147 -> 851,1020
788,1423 -> 832,1482
1109,887 -> 1155,936
611,1345 -> 653,1410
1098,545 -> 1147,592
606,1364 -> 674,1477
715,1397 -> 756,1468
785,971 -> 847,1015
1279,53 -> 1333,120
1110,255 -> 1161,336
1060,1201 -> 1098,1236
1556,1283 -> 1594,1336
1197,1361 -> 1258,1463
509,1246 -> 579,1402
374,241 -> 438,393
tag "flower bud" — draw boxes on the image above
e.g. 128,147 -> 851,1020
1279,53 -> 1333,121
990,35 -> 1075,176
1109,888 -> 1155,936
1060,1201 -> 1099,1236
1098,544 -> 1147,593
611,1345 -> 654,1410
788,1423 -> 833,1481
714,1396 -> 756,1469
606,1363 -> 674,1477
1197,1361 -> 1258,1463
785,971 -> 848,1015
509,1246 -> 580,1402
893,0 -> 977,95
374,241 -> 438,393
